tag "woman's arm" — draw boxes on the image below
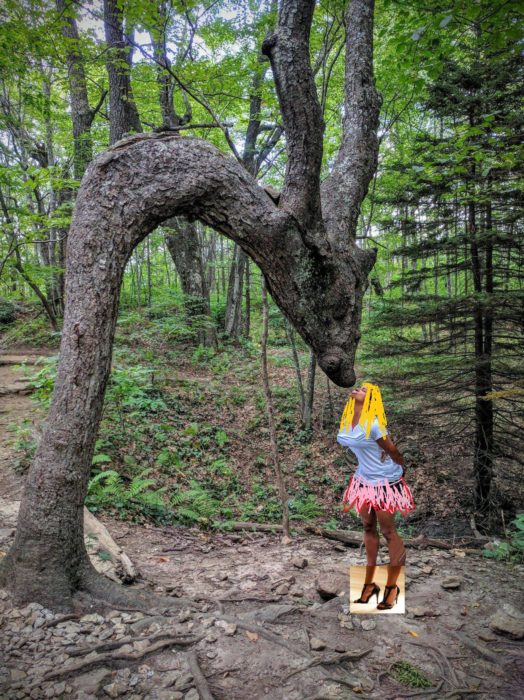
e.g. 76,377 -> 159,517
376,435 -> 405,472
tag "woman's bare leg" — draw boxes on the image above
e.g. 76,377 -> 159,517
359,506 -> 379,567
355,506 -> 379,601
375,509 -> 406,605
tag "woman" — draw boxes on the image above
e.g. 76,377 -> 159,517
337,382 -> 415,609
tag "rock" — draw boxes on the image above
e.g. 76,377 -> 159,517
274,584 -> 290,595
160,671 -> 181,688
184,690 -> 199,700
103,681 -> 128,697
488,610 -> 524,639
174,673 -> 194,691
290,588 -> 305,597
156,691 -> 184,700
310,637 -> 327,650
80,613 -> 105,624
409,607 -> 441,618
116,644 -> 134,654
10,669 -> 27,681
440,576 -> 462,589
315,574 -> 346,601
71,667 -> 113,694
292,558 -> 308,569
132,640 -> 150,653
361,619 -> 376,631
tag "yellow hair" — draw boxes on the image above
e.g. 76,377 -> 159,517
339,382 -> 388,439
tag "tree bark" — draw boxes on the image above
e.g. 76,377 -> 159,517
103,0 -> 142,145
0,0 -> 382,612
165,217 -> 218,348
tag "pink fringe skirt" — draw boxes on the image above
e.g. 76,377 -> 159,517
342,472 -> 415,515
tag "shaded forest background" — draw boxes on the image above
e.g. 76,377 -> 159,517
0,0 -> 522,540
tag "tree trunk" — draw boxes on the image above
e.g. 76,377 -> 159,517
165,217 -> 218,348
103,0 -> 142,145
0,0 -> 382,612
261,277 -> 290,539
224,244 -> 247,339
302,349 -> 316,430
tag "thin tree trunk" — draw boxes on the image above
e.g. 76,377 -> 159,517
302,350 -> 316,430
261,277 -> 290,539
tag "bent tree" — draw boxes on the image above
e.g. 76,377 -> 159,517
0,0 -> 382,612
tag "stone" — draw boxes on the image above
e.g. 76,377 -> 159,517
292,558 -> 308,569
103,681 -> 128,697
440,577 -> 462,589
174,673 -> 194,691
315,574 -> 346,601
71,667 -> 113,694
160,671 -> 181,688
156,691 -> 184,700
488,610 -> 524,639
184,690 -> 199,700
10,669 -> 27,681
310,637 -> 326,650
361,619 -> 376,631
80,613 -> 105,624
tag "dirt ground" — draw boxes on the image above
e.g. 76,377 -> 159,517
0,351 -> 523,700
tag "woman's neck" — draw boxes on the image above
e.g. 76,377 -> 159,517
352,407 -> 362,428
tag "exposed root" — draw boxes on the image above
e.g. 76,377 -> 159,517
200,611 -> 373,692
44,635 -> 203,681
285,648 -> 373,679
43,613 -> 81,629
406,640 -> 460,687
186,649 -> 216,700
65,629 -> 198,658
77,562 -> 199,614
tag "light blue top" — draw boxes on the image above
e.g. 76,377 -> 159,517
337,416 -> 403,484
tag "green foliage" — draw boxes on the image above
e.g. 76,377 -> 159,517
170,480 -> 220,527
106,365 -> 168,416
24,356 -> 59,409
6,418 -> 37,474
288,494 -> 323,521
390,661 -> 433,688
482,514 -> 524,563
86,467 -> 169,523
0,297 -> 16,325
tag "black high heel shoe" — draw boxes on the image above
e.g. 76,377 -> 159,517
354,582 -> 380,604
377,584 -> 400,610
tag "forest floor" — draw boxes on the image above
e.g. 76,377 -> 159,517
0,348 -> 523,700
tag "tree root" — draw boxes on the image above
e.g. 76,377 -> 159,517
43,613 -> 81,629
285,648 -> 373,680
186,649 -> 216,700
406,640 -> 460,687
77,562 -> 199,614
64,629 -> 197,658
200,611 -> 373,692
450,630 -> 502,665
44,634 -> 203,681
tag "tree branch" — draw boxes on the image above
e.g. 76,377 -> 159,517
321,0 -> 382,250
261,0 -> 325,232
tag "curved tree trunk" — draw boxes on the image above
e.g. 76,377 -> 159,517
0,0 -> 382,612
